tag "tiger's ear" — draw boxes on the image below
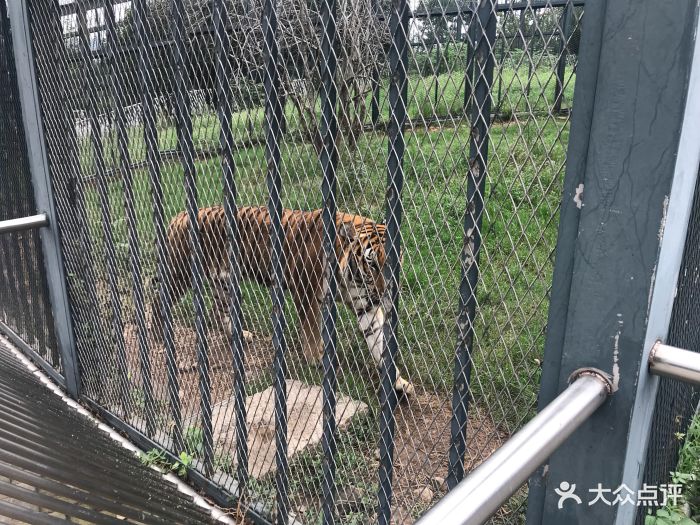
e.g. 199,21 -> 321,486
338,222 -> 356,241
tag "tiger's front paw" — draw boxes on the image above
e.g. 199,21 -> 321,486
223,318 -> 254,344
394,376 -> 415,397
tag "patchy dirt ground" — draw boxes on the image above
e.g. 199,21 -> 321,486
390,389 -> 508,523
123,322 -> 274,413
123,321 -> 508,524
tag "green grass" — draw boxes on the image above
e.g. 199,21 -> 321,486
645,414 -> 700,524
85,64 -> 574,175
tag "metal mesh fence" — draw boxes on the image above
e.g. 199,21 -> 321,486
0,0 -> 60,374
23,0 -> 582,522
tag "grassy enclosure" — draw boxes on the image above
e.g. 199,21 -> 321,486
77,56 -> 574,521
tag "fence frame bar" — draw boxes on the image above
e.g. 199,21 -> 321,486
64,0 -> 106,404
524,0 -> 700,522
448,0 -> 497,491
213,0 -> 248,497
377,0 -> 410,520
262,0 -> 290,519
171,0 -> 214,477
77,0 -> 130,420
133,0 -> 161,438
370,0 -> 381,125
319,0 -> 339,517
0,215 -> 48,234
6,0 -> 82,398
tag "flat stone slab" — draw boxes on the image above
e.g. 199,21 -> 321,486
211,379 -> 368,478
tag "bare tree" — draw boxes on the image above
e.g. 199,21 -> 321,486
125,0 -> 389,151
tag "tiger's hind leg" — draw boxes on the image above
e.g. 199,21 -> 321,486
292,286 -> 323,364
150,271 -> 190,344
211,274 -> 253,343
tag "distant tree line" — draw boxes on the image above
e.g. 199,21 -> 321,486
64,0 -> 391,151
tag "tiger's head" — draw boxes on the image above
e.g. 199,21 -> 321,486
338,219 -> 388,310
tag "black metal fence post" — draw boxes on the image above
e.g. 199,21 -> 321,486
77,0 -> 128,416
171,0 -> 213,477
319,0 -> 339,518
377,0 -> 409,520
553,1 -> 573,114
6,0 -> 82,397
104,0 -> 129,417
370,0 -> 381,126
462,18 -> 476,113
133,0 -> 159,438
64,1 -> 106,403
213,0 -> 248,497
447,0 -> 496,491
262,0 -> 289,520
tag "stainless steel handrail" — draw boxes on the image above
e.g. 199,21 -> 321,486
0,214 -> 48,234
416,369 -> 613,525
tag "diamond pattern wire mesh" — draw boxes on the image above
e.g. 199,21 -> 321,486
23,0 -> 583,522
0,0 -> 60,374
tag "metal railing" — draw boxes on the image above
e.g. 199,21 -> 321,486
0,214 -> 48,234
649,343 -> 700,387
417,341 -> 700,525
417,369 -> 613,525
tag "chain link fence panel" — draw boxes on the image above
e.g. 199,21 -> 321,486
23,0 -> 584,522
0,0 -> 60,375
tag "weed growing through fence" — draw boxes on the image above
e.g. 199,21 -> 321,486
184,425 -> 204,456
214,453 -> 235,475
645,414 -> 700,525
171,451 -> 195,479
139,448 -> 168,469
138,447 -> 194,479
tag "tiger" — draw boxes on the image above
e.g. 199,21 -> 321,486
150,205 -> 414,396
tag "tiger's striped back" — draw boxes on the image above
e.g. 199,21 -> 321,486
151,205 -> 387,336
